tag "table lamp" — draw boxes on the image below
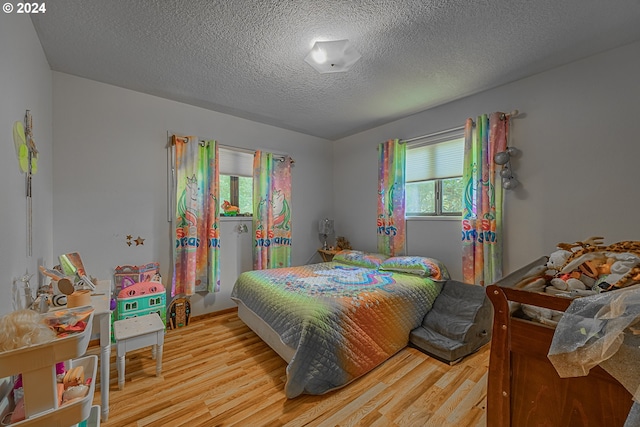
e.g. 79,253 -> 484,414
318,218 -> 334,250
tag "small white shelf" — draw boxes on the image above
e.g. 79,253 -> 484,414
0,308 -> 96,427
0,310 -> 94,379
81,405 -> 101,427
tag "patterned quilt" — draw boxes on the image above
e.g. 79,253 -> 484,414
231,262 -> 442,398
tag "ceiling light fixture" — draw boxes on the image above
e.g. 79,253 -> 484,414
304,40 -> 361,74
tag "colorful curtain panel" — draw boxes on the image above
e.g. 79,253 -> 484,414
171,136 -> 220,296
377,139 -> 406,256
461,113 -> 509,285
253,151 -> 292,270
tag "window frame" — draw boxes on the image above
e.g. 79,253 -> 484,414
404,128 -> 465,218
218,147 -> 254,217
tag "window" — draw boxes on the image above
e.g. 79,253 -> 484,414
219,148 -> 253,216
405,129 -> 465,216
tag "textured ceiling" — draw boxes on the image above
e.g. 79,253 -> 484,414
31,0 -> 640,140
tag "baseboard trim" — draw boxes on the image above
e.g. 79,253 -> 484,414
88,306 -> 239,347
190,306 -> 238,322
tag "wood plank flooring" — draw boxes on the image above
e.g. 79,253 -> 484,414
89,310 -> 489,427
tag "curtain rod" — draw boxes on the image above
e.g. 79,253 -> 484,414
399,109 -> 520,144
400,125 -> 465,144
169,134 -> 294,163
218,143 -> 293,163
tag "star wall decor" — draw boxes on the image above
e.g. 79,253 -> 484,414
125,234 -> 145,246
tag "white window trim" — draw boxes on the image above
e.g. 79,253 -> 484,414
403,126 -> 465,218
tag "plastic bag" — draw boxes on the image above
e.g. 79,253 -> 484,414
548,284 -> 640,401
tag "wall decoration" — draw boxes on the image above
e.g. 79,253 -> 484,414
124,234 -> 145,246
12,111 -> 39,256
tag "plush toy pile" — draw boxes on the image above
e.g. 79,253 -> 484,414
513,237 -> 640,326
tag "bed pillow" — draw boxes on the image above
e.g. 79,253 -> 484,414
332,250 -> 389,269
379,256 -> 450,280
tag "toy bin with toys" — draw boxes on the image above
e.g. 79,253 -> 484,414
485,237 -> 640,427
0,307 -> 97,427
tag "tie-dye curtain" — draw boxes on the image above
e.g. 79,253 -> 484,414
461,113 -> 509,285
253,151 -> 292,269
171,136 -> 220,296
377,139 -> 406,256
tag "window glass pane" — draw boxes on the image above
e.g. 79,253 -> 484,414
238,176 -> 253,214
219,174 -> 253,215
405,129 -> 465,217
441,177 -> 464,214
219,174 -> 230,210
406,181 -> 435,215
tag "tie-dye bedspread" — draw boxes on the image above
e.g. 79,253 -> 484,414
231,262 -> 442,398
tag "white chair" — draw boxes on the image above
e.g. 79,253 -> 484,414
113,313 -> 165,390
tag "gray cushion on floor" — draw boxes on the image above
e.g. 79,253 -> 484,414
410,280 -> 493,363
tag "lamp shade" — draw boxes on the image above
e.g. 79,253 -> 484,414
318,218 -> 334,235
304,40 -> 361,74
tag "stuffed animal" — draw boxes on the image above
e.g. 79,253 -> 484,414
335,236 -> 352,251
546,249 -> 572,274
222,200 -> 240,216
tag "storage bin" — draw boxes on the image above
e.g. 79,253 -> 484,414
0,309 -> 97,427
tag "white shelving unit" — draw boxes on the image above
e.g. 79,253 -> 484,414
75,405 -> 100,427
0,309 -> 98,427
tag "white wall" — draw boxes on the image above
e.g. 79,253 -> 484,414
334,40 -> 640,281
0,14 -> 53,316
52,73 -> 333,316
5,18 -> 639,317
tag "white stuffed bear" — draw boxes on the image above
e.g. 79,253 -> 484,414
546,249 -> 572,275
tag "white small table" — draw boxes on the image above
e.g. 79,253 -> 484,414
113,314 -> 165,390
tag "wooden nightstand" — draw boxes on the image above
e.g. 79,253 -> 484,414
318,248 -> 339,262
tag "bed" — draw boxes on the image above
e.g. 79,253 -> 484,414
231,251 -> 447,398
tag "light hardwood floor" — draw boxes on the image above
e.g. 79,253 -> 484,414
89,310 -> 489,427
